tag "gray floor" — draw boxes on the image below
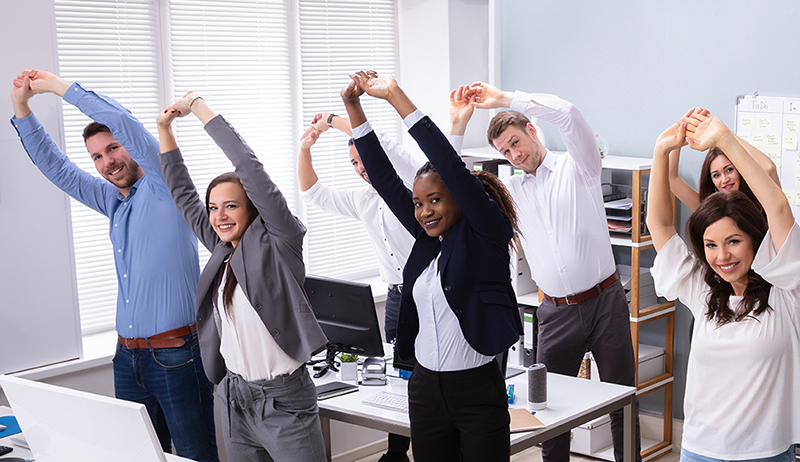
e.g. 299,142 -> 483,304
354,446 -> 682,462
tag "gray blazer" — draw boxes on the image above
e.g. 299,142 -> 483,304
160,115 -> 327,384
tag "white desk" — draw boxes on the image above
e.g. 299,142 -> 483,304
0,405 -> 192,462
315,368 -> 637,461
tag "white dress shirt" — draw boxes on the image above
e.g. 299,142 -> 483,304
217,266 -> 303,381
651,225 -> 800,459
504,92 -> 616,297
302,128 -> 418,284
412,252 -> 493,372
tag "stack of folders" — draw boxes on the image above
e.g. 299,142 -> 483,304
618,265 -> 658,309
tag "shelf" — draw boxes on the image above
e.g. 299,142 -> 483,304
460,147 -> 504,160
516,291 -> 541,307
610,234 -> 654,248
602,155 -> 652,171
630,303 -> 675,323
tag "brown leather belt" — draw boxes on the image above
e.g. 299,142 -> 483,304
118,323 -> 197,349
543,271 -> 620,306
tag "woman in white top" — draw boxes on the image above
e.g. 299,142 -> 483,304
648,108 -> 799,461
156,95 -> 328,462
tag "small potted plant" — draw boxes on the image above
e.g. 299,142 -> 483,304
340,353 -> 358,381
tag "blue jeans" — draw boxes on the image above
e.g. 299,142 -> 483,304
113,331 -> 219,462
680,445 -> 796,462
384,285 -> 402,342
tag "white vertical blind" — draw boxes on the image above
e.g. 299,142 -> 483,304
298,0 -> 401,278
53,0 -> 400,334
54,0 -> 163,334
167,0 -> 294,266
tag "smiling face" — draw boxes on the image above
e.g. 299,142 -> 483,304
702,216 -> 754,296
412,172 -> 463,238
492,123 -> 546,175
709,154 -> 741,193
208,181 -> 253,248
349,145 -> 370,184
86,131 -> 144,197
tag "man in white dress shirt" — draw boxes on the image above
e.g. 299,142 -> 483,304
459,83 -> 642,462
297,113 -> 418,462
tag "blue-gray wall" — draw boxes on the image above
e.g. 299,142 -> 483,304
500,1 -> 800,419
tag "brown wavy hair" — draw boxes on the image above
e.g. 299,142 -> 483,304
205,172 -> 258,315
686,190 -> 771,326
414,162 -> 521,251
699,147 -> 760,211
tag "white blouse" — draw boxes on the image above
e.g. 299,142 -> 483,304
651,224 -> 800,459
216,266 -> 302,382
412,252 -> 493,372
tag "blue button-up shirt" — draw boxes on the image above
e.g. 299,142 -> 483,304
11,82 -> 200,338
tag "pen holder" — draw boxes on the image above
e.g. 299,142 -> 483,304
527,363 -> 547,411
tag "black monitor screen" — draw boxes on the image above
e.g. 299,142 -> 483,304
304,275 -> 385,358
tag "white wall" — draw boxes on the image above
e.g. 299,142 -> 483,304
0,0 -> 82,375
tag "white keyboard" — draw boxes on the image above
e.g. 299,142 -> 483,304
361,391 -> 409,413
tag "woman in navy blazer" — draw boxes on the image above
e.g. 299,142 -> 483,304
156,95 -> 328,462
342,72 -> 523,462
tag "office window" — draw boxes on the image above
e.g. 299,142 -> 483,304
298,0 -> 401,278
54,0 -> 399,334
54,0 -> 163,334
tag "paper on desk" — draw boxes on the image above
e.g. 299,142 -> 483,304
0,415 -> 21,438
509,408 -> 545,433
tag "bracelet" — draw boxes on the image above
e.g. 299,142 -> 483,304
186,93 -> 203,111
327,113 -> 336,128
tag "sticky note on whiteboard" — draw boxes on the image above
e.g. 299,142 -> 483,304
751,132 -> 766,147
785,190 -> 795,206
757,116 -> 772,131
786,116 -> 800,133
767,148 -> 781,164
766,133 -> 780,148
784,134 -> 798,151
795,190 -> 800,206
740,115 -> 755,131
739,132 -> 752,143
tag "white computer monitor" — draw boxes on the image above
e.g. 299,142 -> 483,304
0,374 -> 179,462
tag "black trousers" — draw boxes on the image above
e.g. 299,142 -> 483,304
408,361 -> 510,462
537,279 -> 642,462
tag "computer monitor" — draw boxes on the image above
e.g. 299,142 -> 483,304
304,275 -> 385,377
0,375 -> 182,462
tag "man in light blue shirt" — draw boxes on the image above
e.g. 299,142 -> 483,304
10,70 -> 218,462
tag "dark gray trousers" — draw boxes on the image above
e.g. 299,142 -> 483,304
536,279 -> 642,462
218,367 -> 326,462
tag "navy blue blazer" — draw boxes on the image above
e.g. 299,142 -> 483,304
355,116 -> 523,361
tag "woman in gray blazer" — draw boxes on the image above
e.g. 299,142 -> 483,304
156,94 -> 328,462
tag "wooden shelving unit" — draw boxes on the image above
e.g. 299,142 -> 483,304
603,156 -> 674,461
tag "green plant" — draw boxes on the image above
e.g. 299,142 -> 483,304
340,353 -> 358,363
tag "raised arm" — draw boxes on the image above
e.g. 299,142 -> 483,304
647,119 -> 688,251
10,71 -> 112,215
313,112 -> 353,137
297,125 -> 322,192
668,148 -> 701,211
684,110 -> 794,252
156,98 -> 219,251
736,136 -> 781,187
27,69 -> 165,183
352,73 -> 512,244
470,82 -> 600,180
193,97 -> 305,242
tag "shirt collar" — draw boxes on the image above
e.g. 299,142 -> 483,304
115,174 -> 145,201
521,149 -> 555,183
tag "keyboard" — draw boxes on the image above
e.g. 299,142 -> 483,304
361,391 -> 409,413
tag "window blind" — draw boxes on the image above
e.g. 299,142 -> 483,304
298,0 -> 401,279
54,0 -> 163,334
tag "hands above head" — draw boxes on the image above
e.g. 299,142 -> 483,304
10,73 -> 34,108
655,108 -> 692,154
449,85 -> 475,136
340,79 -> 365,106
312,113 -> 330,132
466,81 -> 513,110
24,69 -> 71,97
156,94 -> 194,128
349,70 -> 397,101
299,126 -> 321,150
682,107 -> 731,151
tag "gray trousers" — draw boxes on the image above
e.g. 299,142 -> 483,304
536,279 -> 642,462
218,367 -> 326,462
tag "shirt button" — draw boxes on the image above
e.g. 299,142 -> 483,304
123,274 -> 127,278
129,325 -> 132,329
126,299 -> 129,303
444,285 -> 451,292
271,329 -> 280,336
114,223 -> 118,227
254,303 -> 262,310
118,249 -> 121,253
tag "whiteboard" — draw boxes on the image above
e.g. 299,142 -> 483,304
735,95 -> 800,219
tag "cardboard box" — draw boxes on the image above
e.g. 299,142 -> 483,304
570,414 -> 611,454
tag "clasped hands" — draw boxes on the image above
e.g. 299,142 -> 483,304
657,107 -> 732,154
